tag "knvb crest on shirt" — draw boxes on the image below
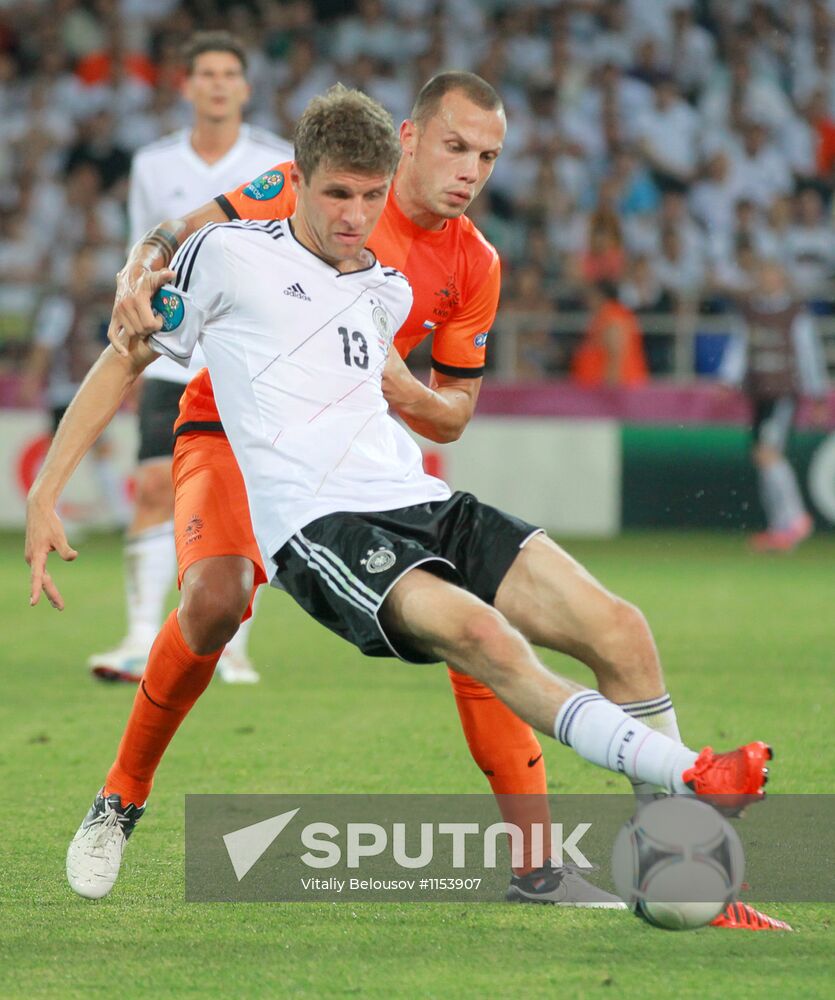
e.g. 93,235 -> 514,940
184,513 -> 204,545
151,289 -> 185,331
242,170 -> 285,201
432,274 -> 460,320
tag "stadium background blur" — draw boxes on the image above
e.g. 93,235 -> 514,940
1,0 -> 834,536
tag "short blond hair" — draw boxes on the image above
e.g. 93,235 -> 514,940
294,84 -> 401,181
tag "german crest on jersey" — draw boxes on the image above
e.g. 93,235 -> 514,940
151,289 -> 185,331
361,547 -> 396,574
372,304 -> 393,350
242,170 -> 285,201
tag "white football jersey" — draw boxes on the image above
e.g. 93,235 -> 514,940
128,125 -> 293,383
149,219 -> 451,573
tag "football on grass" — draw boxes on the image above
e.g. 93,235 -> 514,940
611,797 -> 744,930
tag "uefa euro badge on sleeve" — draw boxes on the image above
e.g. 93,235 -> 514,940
242,170 -> 285,201
151,289 -> 186,332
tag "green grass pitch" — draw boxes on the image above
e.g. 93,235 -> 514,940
1,530 -> 832,999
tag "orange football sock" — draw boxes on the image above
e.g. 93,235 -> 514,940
447,667 -> 552,875
104,610 -> 221,807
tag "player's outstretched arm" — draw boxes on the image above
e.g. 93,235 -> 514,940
26,341 -> 157,609
382,348 -> 481,443
108,200 -> 228,355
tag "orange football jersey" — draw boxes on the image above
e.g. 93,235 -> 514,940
175,163 -> 500,432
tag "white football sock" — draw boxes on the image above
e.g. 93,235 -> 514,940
759,460 -> 806,532
124,520 -> 176,650
758,463 -> 785,531
771,458 -> 807,527
224,587 -> 261,657
618,693 -> 682,801
554,691 -> 697,794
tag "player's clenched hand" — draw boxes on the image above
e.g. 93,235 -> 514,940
107,265 -> 176,357
382,348 -> 425,410
25,501 -> 78,610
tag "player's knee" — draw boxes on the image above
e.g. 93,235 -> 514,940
179,576 -> 248,652
456,606 -> 520,665
600,597 -> 656,671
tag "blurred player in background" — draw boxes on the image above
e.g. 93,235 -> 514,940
21,245 -> 128,528
720,258 -> 830,551
88,31 -> 292,684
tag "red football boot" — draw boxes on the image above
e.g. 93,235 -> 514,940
682,742 -> 772,813
711,901 -> 793,931
750,513 -> 814,553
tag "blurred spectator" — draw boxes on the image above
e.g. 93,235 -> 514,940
784,186 -> 835,299
499,264 -> 560,381
689,151 -> 740,249
699,49 -> 792,135
801,90 -> 835,191
757,193 -> 794,260
572,207 -> 626,286
523,226 -> 562,288
64,109 -> 131,191
571,281 -> 649,387
606,146 -> 660,217
669,6 -> 717,98
654,224 -> 705,308
726,120 -> 793,208
20,244 -> 128,524
709,233 -> 761,301
634,76 -> 699,192
331,0 -> 405,65
0,208 -> 45,288
619,253 -> 669,313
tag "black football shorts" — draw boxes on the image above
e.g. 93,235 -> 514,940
273,491 -> 542,663
137,378 -> 186,462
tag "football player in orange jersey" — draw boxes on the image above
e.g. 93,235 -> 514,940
26,73 -> 788,927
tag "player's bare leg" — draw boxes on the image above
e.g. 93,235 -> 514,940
495,534 -> 663,703
381,567 -> 769,799
495,533 -> 685,803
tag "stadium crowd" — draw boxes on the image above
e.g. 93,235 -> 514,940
2,0 -> 835,380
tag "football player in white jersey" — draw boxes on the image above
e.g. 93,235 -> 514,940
88,32 -> 292,685
24,86 -> 771,901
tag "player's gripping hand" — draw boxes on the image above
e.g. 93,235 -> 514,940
25,500 -> 78,610
108,265 -> 176,357
382,347 -> 430,411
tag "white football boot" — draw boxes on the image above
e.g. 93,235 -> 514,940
67,790 -> 145,899
216,648 -> 260,684
88,640 -> 150,682
506,861 -> 627,908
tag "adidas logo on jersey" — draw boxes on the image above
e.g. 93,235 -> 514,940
283,282 -> 311,301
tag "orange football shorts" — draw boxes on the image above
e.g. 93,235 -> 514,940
172,431 -> 267,620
